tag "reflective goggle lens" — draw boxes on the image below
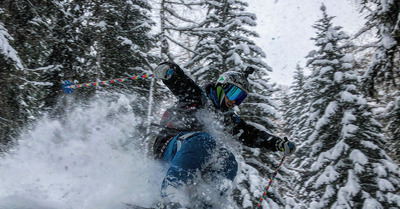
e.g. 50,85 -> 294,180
224,84 -> 247,105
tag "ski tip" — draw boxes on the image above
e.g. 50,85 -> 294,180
62,80 -> 75,94
124,203 -> 155,209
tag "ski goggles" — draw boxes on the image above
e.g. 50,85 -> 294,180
223,84 -> 247,105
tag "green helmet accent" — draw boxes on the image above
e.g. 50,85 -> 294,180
216,85 -> 225,105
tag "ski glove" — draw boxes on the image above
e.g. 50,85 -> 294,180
154,63 -> 174,80
278,137 -> 296,156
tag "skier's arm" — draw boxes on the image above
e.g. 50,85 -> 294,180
154,62 -> 205,108
229,113 -> 296,155
234,118 -> 280,151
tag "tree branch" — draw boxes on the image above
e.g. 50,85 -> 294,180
165,36 -> 199,55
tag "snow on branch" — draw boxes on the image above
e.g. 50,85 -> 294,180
164,7 -> 197,24
165,0 -> 204,6
0,23 -> 23,69
315,101 -> 338,130
165,36 -> 199,55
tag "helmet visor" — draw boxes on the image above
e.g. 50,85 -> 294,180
224,84 -> 247,105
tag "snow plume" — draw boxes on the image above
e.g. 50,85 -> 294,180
0,92 -> 164,209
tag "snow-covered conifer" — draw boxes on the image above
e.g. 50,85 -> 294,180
0,19 -> 24,148
284,64 -> 310,140
184,0 -> 269,82
387,97 -> 400,162
356,0 -> 400,170
0,0 -> 61,146
284,65 -> 312,203
358,0 -> 400,96
294,5 -> 400,208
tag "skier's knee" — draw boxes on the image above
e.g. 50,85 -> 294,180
194,133 -> 216,149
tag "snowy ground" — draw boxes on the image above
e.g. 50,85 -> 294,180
0,93 -> 165,209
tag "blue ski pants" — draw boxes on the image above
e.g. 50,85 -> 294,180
161,132 -> 238,192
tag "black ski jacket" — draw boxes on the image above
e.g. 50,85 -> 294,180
153,63 -> 281,160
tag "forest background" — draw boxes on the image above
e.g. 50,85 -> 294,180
0,0 -> 399,208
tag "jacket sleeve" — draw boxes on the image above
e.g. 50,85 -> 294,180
228,112 -> 281,151
161,62 -> 206,108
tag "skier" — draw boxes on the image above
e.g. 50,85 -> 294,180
152,62 -> 296,209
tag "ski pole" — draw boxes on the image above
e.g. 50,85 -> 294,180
256,155 -> 286,209
62,74 -> 154,94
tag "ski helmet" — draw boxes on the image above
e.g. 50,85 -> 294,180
216,67 -> 254,93
215,67 -> 255,106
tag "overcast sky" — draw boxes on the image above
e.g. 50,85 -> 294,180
247,0 -> 366,86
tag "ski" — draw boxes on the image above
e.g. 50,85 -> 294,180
125,203 -> 155,209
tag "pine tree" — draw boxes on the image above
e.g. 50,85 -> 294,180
358,0 -> 400,96
387,97 -> 400,162
356,0 -> 400,171
0,0 -> 159,149
279,85 -> 292,135
283,64 -> 310,139
0,0 -> 63,147
185,0 -> 269,82
284,65 -> 312,205
294,5 -> 400,208
0,17 -> 24,150
41,0 -> 91,111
